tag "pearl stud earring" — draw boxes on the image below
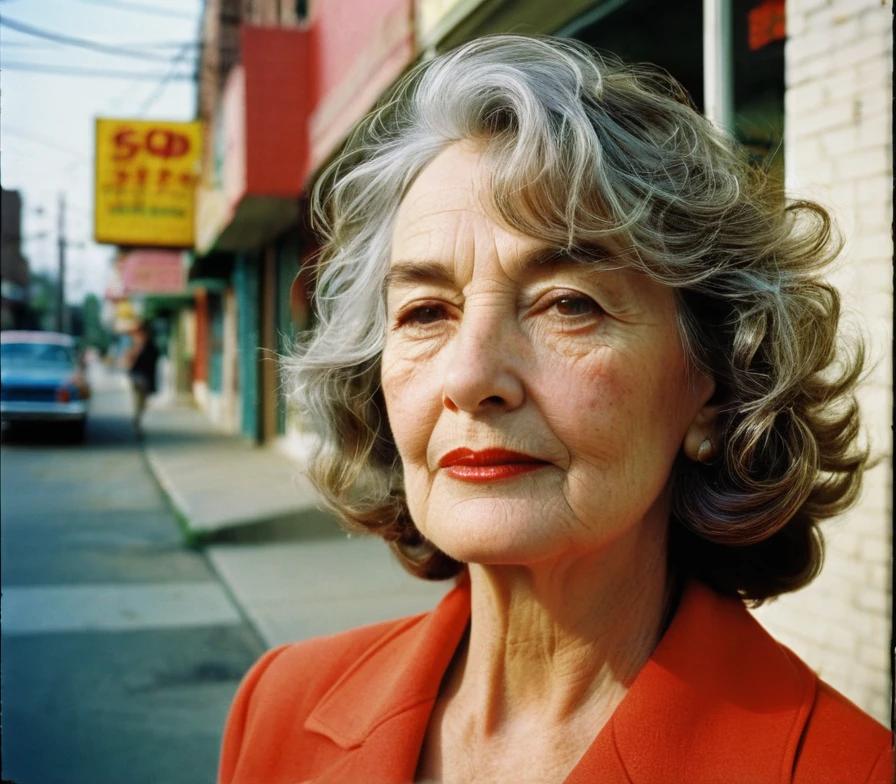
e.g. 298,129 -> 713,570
696,437 -> 716,463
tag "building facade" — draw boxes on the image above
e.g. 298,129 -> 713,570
193,0 -> 312,441
1,188 -> 31,330
751,0 -> 893,725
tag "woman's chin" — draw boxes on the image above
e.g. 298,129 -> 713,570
440,540 -> 555,568
419,508 -> 577,567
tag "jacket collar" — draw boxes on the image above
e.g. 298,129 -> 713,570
305,575 -> 816,783
304,574 -> 471,750
586,581 -> 817,782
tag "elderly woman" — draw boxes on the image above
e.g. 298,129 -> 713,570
219,36 -> 891,783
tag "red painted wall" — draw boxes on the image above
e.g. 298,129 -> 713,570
241,25 -> 313,196
313,0 -> 410,98
308,0 -> 414,171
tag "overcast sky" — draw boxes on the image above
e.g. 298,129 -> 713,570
0,0 -> 203,303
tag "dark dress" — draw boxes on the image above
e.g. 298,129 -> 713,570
129,337 -> 159,394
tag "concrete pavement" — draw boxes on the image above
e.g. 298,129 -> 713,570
143,402 -> 327,538
1,362 -> 262,784
137,377 -> 449,648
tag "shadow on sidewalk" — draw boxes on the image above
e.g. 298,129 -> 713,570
140,399 -> 339,544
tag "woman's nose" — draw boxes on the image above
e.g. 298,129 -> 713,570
441,311 -> 525,414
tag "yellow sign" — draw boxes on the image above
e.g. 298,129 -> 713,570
94,118 -> 202,247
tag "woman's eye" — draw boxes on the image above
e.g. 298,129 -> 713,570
398,304 -> 449,327
551,295 -> 601,318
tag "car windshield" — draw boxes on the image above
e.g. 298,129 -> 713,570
1,342 -> 75,366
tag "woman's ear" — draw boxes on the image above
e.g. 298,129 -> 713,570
683,374 -> 719,463
683,403 -> 721,463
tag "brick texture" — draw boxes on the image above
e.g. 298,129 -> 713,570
751,0 -> 893,726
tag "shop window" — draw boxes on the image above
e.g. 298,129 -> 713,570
566,0 -> 705,110
566,0 -> 783,180
734,0 -> 785,179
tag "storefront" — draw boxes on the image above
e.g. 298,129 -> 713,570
194,23 -> 312,443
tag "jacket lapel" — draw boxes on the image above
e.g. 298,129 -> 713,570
573,582 -> 817,784
303,576 -> 471,782
302,578 -> 816,784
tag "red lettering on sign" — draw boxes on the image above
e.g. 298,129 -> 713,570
158,168 -> 173,189
112,129 -> 140,161
145,129 -> 191,159
749,0 -> 785,50
108,126 -> 193,163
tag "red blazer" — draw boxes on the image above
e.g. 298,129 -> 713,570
219,578 -> 893,783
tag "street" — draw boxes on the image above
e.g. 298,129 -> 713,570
1,367 -> 263,784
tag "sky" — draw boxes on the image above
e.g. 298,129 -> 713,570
0,0 -> 203,303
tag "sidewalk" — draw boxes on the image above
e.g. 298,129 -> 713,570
139,397 -> 449,648
142,401 -> 325,538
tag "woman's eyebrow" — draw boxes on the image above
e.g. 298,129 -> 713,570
384,260 -> 456,290
384,246 -> 622,290
520,246 -> 622,275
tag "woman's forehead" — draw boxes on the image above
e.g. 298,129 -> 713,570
388,140 -> 642,294
393,145 -> 497,239
391,143 -> 544,268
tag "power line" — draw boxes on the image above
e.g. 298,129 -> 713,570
1,125 -> 88,160
0,16 -> 196,63
0,40 -> 64,50
71,0 -> 199,21
0,150 -> 86,183
137,43 -> 196,116
106,42 -> 237,114
0,37 -> 201,51
1,60 -> 196,81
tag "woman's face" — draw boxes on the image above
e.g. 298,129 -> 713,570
381,143 -> 714,567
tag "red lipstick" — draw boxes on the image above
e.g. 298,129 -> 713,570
438,448 -> 548,483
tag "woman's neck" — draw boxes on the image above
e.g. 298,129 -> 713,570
450,518 -> 670,736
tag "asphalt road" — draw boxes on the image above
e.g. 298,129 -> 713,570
1,367 -> 263,784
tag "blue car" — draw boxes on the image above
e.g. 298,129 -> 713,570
1,331 -> 90,440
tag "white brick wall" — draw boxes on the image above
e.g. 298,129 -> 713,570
751,0 -> 893,726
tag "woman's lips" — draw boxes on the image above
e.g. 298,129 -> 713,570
438,448 -> 549,483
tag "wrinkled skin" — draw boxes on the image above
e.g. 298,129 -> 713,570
381,142 -> 716,568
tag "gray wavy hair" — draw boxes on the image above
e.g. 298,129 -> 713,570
284,34 -> 867,602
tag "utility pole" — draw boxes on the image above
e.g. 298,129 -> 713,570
56,191 -> 67,333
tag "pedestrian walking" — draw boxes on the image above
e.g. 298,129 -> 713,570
126,321 -> 159,437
